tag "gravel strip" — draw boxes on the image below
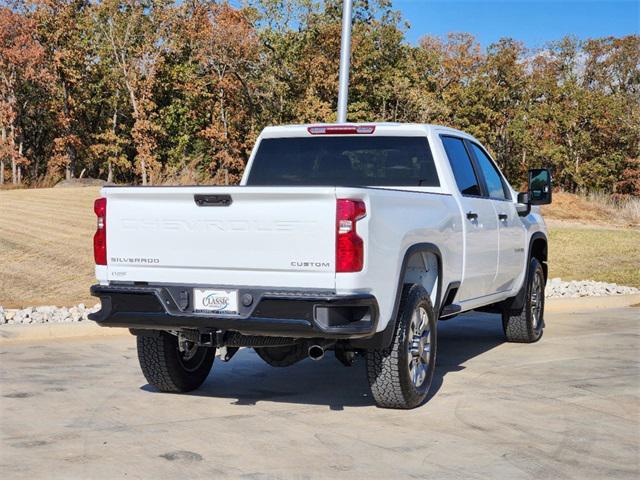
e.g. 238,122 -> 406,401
1,279 -> 638,325
0,304 -> 100,325
545,278 -> 639,298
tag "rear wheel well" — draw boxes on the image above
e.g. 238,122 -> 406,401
401,251 -> 439,308
349,243 -> 442,351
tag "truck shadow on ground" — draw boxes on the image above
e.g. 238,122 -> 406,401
142,312 -> 505,410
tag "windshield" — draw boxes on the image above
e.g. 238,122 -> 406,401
246,136 -> 439,187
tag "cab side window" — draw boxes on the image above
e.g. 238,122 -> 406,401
441,136 -> 481,196
469,143 -> 510,200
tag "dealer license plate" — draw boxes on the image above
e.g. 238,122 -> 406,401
193,288 -> 239,314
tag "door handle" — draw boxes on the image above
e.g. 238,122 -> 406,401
194,194 -> 232,207
498,213 -> 508,221
466,211 -> 478,220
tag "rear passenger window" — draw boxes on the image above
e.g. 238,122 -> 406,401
470,143 -> 509,200
441,136 -> 481,196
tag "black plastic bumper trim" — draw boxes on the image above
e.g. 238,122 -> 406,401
89,284 -> 379,339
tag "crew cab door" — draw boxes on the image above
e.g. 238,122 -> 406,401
441,136 -> 499,300
467,142 -> 526,292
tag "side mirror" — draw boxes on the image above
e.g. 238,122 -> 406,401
516,168 -> 552,216
528,168 -> 552,205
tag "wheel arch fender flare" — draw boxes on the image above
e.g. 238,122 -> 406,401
529,231 -> 549,280
351,242 -> 444,350
504,231 -> 548,314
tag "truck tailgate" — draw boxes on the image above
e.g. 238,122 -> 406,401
102,186 -> 337,289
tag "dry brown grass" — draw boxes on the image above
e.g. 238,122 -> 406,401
0,186 -> 638,308
542,191 -> 640,227
0,187 -> 100,308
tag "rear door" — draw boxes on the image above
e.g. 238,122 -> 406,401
104,186 -> 337,289
467,142 -> 526,292
441,136 -> 499,300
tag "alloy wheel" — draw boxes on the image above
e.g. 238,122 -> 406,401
407,306 -> 431,388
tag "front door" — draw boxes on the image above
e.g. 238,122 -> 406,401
493,201 -> 526,291
467,141 -> 526,292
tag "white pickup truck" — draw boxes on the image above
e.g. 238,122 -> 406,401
89,123 -> 552,409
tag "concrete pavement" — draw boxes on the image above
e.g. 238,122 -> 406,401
1,305 -> 639,479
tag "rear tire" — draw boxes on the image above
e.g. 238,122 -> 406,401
502,257 -> 545,343
137,331 -> 215,392
366,284 -> 437,409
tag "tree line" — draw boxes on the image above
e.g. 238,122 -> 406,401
1,0 -> 638,194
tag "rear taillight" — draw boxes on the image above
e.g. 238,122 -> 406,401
336,199 -> 366,272
93,197 -> 107,265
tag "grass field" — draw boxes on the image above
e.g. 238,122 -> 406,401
0,187 -> 100,308
0,187 -> 638,308
547,222 -> 640,287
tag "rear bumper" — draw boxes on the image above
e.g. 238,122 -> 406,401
89,284 -> 379,339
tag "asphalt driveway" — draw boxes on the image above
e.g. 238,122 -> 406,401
1,305 -> 638,479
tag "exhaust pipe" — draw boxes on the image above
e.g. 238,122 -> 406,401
308,344 -> 325,361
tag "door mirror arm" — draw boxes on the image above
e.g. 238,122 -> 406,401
516,192 -> 531,217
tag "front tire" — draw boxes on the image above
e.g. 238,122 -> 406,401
502,257 -> 545,343
366,284 -> 437,409
137,331 -> 215,392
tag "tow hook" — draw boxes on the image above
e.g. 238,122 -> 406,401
335,345 -> 356,367
219,346 -> 239,362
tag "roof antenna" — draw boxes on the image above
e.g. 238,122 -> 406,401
336,0 -> 353,123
